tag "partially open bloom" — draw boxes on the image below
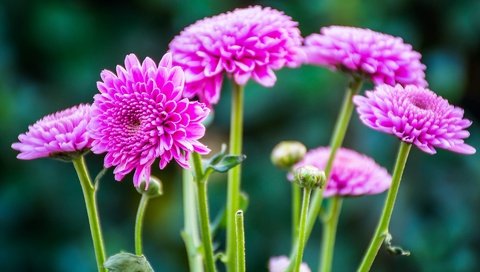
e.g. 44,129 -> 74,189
354,84 -> 476,155
89,53 -> 210,187
169,5 -> 303,106
269,256 -> 311,272
304,26 -> 427,87
12,104 -> 92,160
291,147 -> 391,197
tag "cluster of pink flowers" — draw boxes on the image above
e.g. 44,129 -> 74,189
169,5 -> 304,106
291,147 -> 392,197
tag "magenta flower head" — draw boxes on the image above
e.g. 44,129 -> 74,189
354,84 -> 476,155
304,26 -> 427,87
268,256 -> 311,272
12,104 -> 92,160
89,53 -> 211,187
169,6 -> 304,106
291,147 -> 391,197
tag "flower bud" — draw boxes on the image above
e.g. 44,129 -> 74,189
293,165 -> 326,189
104,252 -> 153,272
136,176 -> 163,198
271,141 -> 307,169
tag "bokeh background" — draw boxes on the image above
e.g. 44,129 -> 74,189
1,0 -> 479,271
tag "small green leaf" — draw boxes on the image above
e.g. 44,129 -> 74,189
208,154 -> 246,173
205,144 -> 227,167
104,252 -> 154,272
384,232 -> 410,256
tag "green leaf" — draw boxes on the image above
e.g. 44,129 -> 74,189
104,252 -> 154,272
207,154 -> 246,173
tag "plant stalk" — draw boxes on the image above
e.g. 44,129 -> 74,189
357,142 -> 411,272
72,156 -> 107,272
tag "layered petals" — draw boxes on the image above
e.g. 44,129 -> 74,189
88,53 -> 211,187
169,5 -> 304,106
12,104 -> 93,160
304,26 -> 427,87
354,84 -> 476,155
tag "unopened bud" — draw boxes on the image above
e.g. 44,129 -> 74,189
293,165 -> 326,189
136,176 -> 163,198
271,141 -> 307,169
104,252 -> 154,272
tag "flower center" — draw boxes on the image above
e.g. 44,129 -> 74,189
408,93 -> 432,111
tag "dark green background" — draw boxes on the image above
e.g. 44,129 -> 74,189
1,0 -> 479,271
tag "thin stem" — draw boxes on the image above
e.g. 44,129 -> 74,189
192,152 -> 217,272
182,168 -> 204,272
292,184 -> 301,245
319,197 -> 343,272
307,77 -> 363,239
72,156 -> 107,272
288,77 -> 363,270
135,193 -> 149,256
235,210 -> 246,272
292,187 -> 312,272
226,83 -> 244,272
357,142 -> 411,272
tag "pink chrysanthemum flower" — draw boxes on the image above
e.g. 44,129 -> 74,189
291,147 -> 391,197
12,104 -> 92,160
268,256 -> 311,272
354,84 -> 476,155
169,6 -> 304,106
304,26 -> 427,87
89,53 -> 211,187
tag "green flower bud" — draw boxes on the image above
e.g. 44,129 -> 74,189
271,141 -> 307,169
104,252 -> 154,272
136,176 -> 163,198
293,165 -> 326,189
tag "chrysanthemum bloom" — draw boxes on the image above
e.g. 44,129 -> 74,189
12,104 -> 93,160
169,6 -> 304,106
354,84 -> 476,155
291,147 -> 391,197
268,256 -> 311,272
304,26 -> 427,87
89,53 -> 210,187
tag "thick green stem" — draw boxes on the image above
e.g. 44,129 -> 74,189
292,184 -> 301,245
72,156 -> 107,272
135,193 -> 149,256
235,210 -> 246,272
192,153 -> 217,272
182,168 -> 204,272
319,197 -> 343,272
226,83 -> 244,272
288,78 -> 363,270
292,188 -> 312,272
357,142 -> 411,272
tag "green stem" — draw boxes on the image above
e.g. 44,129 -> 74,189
292,187 -> 312,272
193,153 -> 217,272
182,168 -> 204,272
357,142 -> 411,272
226,83 -> 244,272
292,184 -> 301,245
319,197 -> 343,272
235,210 -> 246,272
288,77 -> 363,270
72,156 -> 107,272
135,193 -> 149,256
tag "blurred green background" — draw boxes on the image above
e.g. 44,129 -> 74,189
1,0 -> 479,271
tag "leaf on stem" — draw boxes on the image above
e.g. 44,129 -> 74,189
384,232 -> 411,256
